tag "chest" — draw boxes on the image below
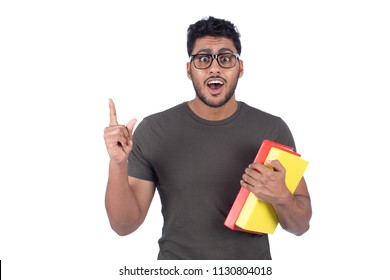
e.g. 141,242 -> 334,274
150,126 -> 259,200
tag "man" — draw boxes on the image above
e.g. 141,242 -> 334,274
104,16 -> 312,259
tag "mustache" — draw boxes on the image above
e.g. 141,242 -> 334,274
204,75 -> 226,84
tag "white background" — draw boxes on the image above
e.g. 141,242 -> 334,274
1,0 -> 389,279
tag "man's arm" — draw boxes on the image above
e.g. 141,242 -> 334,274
270,177 -> 311,235
105,161 -> 155,236
103,98 -> 156,236
241,160 -> 312,236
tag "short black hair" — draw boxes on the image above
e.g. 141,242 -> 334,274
187,16 -> 241,57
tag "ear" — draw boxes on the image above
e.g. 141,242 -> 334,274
186,62 -> 192,80
239,60 -> 244,78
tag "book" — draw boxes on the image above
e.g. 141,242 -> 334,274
224,140 -> 298,233
224,140 -> 308,234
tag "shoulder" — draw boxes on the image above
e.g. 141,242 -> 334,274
145,103 -> 187,122
134,103 -> 187,134
239,102 -> 284,123
238,102 -> 295,148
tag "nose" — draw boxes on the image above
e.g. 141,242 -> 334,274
209,58 -> 221,74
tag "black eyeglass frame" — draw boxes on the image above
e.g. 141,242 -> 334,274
189,52 -> 240,69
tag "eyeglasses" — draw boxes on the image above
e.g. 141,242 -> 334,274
189,52 -> 240,69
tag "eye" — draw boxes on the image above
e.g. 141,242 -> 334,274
198,55 -> 211,63
219,54 -> 232,64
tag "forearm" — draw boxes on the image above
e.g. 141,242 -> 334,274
273,193 -> 312,236
105,160 -> 140,235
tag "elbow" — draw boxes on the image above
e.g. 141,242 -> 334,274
105,207 -> 143,236
113,227 -> 132,236
281,221 -> 310,236
293,205 -> 312,236
110,221 -> 139,236
293,223 -> 310,236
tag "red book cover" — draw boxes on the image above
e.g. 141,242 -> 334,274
224,140 -> 299,233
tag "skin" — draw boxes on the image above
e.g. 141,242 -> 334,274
104,36 -> 311,237
104,99 -> 155,235
186,36 -> 243,120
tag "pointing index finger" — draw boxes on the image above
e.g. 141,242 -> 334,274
109,98 -> 118,126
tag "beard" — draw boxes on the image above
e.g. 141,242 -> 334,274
192,74 -> 239,108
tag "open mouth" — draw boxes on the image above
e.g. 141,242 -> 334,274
207,79 -> 224,93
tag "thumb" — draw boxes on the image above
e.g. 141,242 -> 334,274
126,118 -> 137,131
265,159 -> 285,173
125,118 -> 137,146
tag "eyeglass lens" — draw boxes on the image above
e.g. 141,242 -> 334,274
193,53 -> 237,69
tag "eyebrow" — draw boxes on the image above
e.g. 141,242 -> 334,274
195,47 -> 235,55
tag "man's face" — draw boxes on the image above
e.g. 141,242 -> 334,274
187,36 -> 244,108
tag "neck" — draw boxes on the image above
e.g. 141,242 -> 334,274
188,97 -> 238,121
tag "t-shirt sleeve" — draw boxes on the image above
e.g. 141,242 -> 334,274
274,117 -> 297,151
127,118 -> 158,182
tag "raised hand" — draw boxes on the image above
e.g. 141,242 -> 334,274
104,98 -> 137,164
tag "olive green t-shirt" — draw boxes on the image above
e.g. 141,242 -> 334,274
128,101 -> 295,259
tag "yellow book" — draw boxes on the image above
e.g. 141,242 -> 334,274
235,147 -> 309,234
